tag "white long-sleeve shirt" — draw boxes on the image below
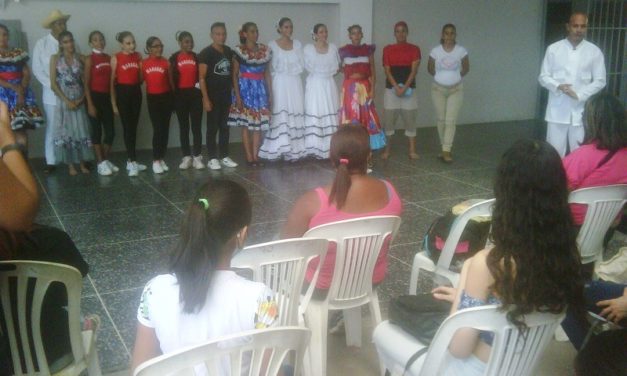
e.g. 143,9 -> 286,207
31,33 -> 59,105
538,38 -> 606,126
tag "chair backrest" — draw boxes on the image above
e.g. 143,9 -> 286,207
231,238 -> 329,326
303,216 -> 401,308
568,184 -> 627,265
133,326 -> 311,376
435,199 -> 494,287
0,260 -> 85,375
420,305 -> 564,376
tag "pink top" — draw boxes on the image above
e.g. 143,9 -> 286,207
563,144 -> 627,225
305,180 -> 403,289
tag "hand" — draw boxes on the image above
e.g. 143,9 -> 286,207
87,103 -> 97,117
236,97 -> 243,112
597,289 -> 627,324
0,101 -> 17,148
16,93 -> 25,108
432,286 -> 457,303
203,98 -> 213,112
66,99 -> 78,111
368,88 -> 375,99
394,85 -> 406,97
557,84 -> 579,100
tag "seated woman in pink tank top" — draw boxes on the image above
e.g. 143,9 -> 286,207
282,125 -> 403,290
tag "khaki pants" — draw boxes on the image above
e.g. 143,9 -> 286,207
431,82 -> 463,152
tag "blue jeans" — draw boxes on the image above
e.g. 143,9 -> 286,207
561,280 -> 626,350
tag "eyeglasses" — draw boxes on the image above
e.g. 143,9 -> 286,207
151,44 -> 164,49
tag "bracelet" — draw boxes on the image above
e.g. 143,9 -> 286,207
0,143 -> 26,159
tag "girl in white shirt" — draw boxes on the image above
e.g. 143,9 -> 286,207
131,179 -> 278,374
427,24 -> 469,163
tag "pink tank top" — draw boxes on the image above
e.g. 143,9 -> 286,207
306,180 -> 403,289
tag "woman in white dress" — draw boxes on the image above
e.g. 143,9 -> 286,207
303,23 -> 340,159
258,17 -> 305,161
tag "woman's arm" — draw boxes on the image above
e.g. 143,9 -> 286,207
0,102 -> 39,231
110,55 -> 119,115
461,55 -> 470,77
198,63 -> 213,112
231,58 -> 242,111
49,55 -> 75,109
83,55 -> 97,117
265,63 -> 273,108
368,54 -> 376,99
281,190 -> 320,239
130,323 -> 162,372
427,56 -> 436,77
403,59 -> 420,89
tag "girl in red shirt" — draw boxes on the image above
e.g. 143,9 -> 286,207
168,31 -> 203,170
142,36 -> 173,174
84,30 -> 117,176
110,31 -> 145,176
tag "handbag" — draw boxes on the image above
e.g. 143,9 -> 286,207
388,293 -> 452,375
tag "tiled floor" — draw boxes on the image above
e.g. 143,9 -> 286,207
32,120 -> 586,374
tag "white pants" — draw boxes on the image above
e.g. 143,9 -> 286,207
43,103 -> 57,165
431,82 -> 463,152
546,121 -> 584,157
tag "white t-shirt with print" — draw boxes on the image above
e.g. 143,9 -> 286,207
430,44 -> 468,87
137,271 -> 277,374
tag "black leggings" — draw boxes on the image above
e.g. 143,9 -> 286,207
175,88 -> 203,157
115,84 -> 142,161
147,92 -> 173,160
88,91 -> 114,145
206,94 -> 231,159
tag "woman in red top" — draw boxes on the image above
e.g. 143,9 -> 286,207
84,30 -> 117,176
338,25 -> 385,152
169,31 -> 203,170
110,31 -> 145,177
142,36 -> 173,174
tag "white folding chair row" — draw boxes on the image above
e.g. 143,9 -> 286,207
409,199 -> 494,293
568,184 -> 627,267
0,260 -> 101,376
133,327 -> 311,376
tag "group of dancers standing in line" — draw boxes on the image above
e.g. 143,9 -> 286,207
0,12 -> 470,176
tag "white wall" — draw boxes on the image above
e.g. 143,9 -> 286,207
372,0 -> 545,127
1,0 -> 544,157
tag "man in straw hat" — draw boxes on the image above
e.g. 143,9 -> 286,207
32,10 -> 71,173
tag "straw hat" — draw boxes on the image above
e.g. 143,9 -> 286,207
41,10 -> 71,29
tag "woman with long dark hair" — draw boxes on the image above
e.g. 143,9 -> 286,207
131,179 -> 278,373
282,125 -> 402,292
431,139 -> 584,375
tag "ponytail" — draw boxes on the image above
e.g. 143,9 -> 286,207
329,158 -> 352,209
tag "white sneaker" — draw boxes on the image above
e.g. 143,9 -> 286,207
220,157 -> 238,168
179,156 -> 192,170
192,155 -> 204,170
105,160 -> 119,172
128,161 -> 147,171
207,158 -> 221,170
152,161 -> 164,174
128,162 -> 139,177
97,161 -> 112,176
160,160 -> 169,172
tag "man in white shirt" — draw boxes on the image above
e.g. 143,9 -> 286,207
32,10 -> 71,173
538,12 -> 606,157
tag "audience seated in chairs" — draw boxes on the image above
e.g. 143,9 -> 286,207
0,100 -> 92,373
131,179 -> 278,374
282,125 -> 403,298
427,139 -> 585,375
560,92 -> 627,349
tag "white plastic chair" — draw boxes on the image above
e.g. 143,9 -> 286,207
231,237 -> 329,326
409,199 -> 494,293
302,215 -> 401,376
133,326 -> 311,376
373,305 -> 564,376
568,184 -> 627,266
0,260 -> 101,376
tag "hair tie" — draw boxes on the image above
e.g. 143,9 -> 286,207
339,158 -> 349,165
198,198 -> 210,211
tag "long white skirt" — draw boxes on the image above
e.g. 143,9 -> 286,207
258,73 -> 305,161
303,74 -> 339,159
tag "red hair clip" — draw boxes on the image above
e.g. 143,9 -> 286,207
339,158 -> 349,165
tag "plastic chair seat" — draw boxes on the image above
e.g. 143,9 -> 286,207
372,321 -> 427,376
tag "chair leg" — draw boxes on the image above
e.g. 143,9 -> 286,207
305,304 -> 329,376
87,348 -> 102,376
343,307 -> 363,347
369,290 -> 382,326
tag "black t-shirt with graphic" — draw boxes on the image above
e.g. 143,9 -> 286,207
198,44 -> 233,98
